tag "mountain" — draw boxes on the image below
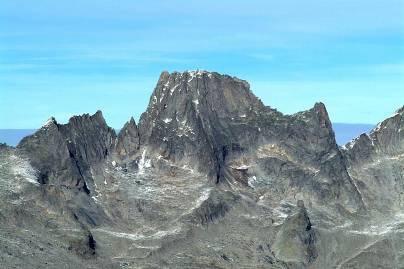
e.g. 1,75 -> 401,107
0,122 -> 374,149
0,70 -> 402,269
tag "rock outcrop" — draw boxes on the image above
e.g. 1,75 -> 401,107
138,70 -> 265,181
15,111 -> 115,228
273,201 -> 317,266
136,71 -> 363,215
17,110 -> 116,193
115,117 -> 140,158
342,106 -> 404,213
0,70 -> 402,269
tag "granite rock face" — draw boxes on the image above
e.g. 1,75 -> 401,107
138,70 -> 265,181
115,117 -> 140,158
15,111 -> 116,228
17,110 -> 116,193
0,71 -> 403,268
136,71 -> 363,214
342,106 -> 404,213
273,201 -> 317,266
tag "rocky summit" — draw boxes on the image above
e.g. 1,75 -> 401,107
0,70 -> 403,269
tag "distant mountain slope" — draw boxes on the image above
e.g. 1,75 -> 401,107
0,129 -> 36,147
332,123 -> 374,145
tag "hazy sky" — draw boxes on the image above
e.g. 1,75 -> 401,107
1,0 -> 403,128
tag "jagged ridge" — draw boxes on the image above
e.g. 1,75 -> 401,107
2,70 -> 402,269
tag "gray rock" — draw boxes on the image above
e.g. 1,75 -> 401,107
342,106 -> 404,213
17,110 -> 116,193
273,201 -> 317,266
138,70 -> 265,181
0,70 -> 402,269
115,117 -> 140,158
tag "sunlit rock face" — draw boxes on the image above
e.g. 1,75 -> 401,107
0,71 -> 403,268
272,201 -> 317,266
137,70 -> 265,181
17,111 -> 116,192
342,106 -> 404,214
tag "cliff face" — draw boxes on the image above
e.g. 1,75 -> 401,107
0,71 -> 403,269
15,111 -> 115,229
132,71 -> 362,214
137,71 -> 265,181
136,72 -> 337,178
17,110 -> 116,193
115,117 -> 139,158
342,107 -> 404,214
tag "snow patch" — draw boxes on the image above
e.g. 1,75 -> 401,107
159,92 -> 165,103
10,155 -> 39,185
247,176 -> 257,188
188,72 -> 195,83
138,149 -> 151,174
374,122 -> 383,132
192,99 -> 200,113
194,188 -> 211,208
163,80 -> 170,89
96,227 -> 181,241
152,95 -> 157,106
232,164 -> 250,170
163,118 -> 172,124
272,207 -> 289,222
42,118 -> 55,129
92,192 -> 104,203
170,84 -> 180,95
187,70 -> 204,83
176,118 -> 195,137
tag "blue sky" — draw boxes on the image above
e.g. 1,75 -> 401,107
0,0 -> 403,129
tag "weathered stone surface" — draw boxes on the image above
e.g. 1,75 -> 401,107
342,106 -> 404,213
138,70 -> 265,181
15,111 -> 115,230
135,72 -> 363,216
0,71 -> 402,269
17,111 -> 116,193
115,117 -> 139,158
273,201 -> 317,266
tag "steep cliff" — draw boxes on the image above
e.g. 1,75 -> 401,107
0,71 -> 402,269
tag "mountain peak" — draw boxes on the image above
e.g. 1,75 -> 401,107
137,70 -> 265,179
343,105 -> 404,164
42,117 -> 57,127
17,110 -> 116,193
67,110 -> 107,126
157,70 -> 251,89
3,70 -> 404,269
312,102 -> 332,129
142,70 -> 263,124
116,117 -> 139,158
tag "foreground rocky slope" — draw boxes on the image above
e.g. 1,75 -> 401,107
0,70 -> 403,268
